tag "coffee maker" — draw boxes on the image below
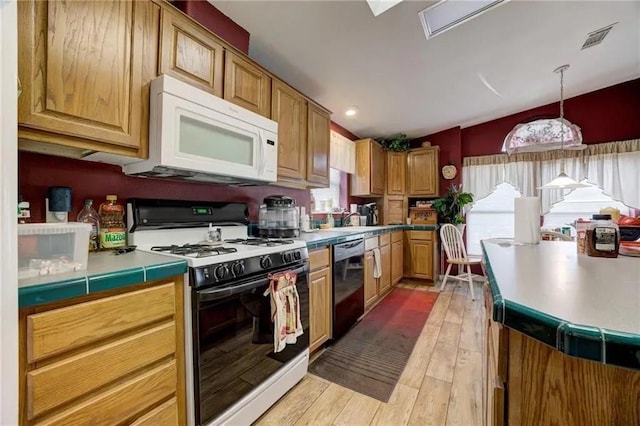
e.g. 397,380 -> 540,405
358,203 -> 379,226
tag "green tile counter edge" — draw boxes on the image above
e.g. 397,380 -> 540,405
481,240 -> 640,371
302,225 -> 438,250
19,254 -> 187,308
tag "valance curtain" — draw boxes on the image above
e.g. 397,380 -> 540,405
462,139 -> 640,213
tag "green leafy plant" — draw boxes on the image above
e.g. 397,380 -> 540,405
431,184 -> 474,224
377,133 -> 410,152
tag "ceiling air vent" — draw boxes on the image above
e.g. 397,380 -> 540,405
419,0 -> 509,40
581,23 -> 617,50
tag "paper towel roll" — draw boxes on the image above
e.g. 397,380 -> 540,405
514,197 -> 541,244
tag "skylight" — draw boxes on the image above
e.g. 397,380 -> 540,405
419,0 -> 509,39
366,0 -> 404,17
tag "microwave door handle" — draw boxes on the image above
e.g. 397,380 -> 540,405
257,131 -> 266,175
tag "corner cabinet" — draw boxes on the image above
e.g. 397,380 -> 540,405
18,0 -> 159,157
272,80 -> 308,181
306,103 -> 331,187
351,138 -> 386,197
408,147 -> 439,197
309,247 -> 332,352
224,51 -> 272,118
159,7 -> 224,97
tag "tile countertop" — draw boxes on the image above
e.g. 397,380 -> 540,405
18,251 -> 187,308
482,239 -> 640,370
299,225 -> 438,249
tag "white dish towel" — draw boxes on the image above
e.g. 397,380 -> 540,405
372,248 -> 382,279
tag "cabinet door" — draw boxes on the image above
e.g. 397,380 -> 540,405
224,51 -> 271,117
383,196 -> 407,225
159,8 -> 224,97
409,239 -> 434,280
18,0 -> 156,155
391,240 -> 403,285
386,151 -> 407,195
379,244 -> 392,296
408,148 -> 438,196
309,267 -> 332,352
364,251 -> 378,309
272,80 -> 307,180
306,103 -> 331,186
371,141 -> 386,195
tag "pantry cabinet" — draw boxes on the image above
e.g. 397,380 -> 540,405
17,0 -> 159,157
19,278 -> 185,425
306,103 -> 332,187
224,51 -> 272,118
351,138 -> 386,197
159,7 -> 224,97
408,147 -> 439,197
386,151 -> 407,195
404,230 -> 436,280
272,80 -> 308,181
309,247 -> 332,352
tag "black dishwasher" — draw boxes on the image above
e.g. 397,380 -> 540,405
332,239 -> 365,340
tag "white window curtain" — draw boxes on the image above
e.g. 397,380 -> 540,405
461,155 -> 506,207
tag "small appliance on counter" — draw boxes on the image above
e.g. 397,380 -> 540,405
259,195 -> 300,238
357,203 -> 378,226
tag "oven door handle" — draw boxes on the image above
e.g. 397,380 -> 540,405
197,264 -> 309,303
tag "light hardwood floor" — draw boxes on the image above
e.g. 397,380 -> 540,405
256,280 -> 485,426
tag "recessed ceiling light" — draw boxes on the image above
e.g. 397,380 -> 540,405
345,106 -> 359,117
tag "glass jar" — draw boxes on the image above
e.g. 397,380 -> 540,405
585,214 -> 620,258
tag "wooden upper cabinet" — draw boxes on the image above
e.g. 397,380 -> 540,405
351,138 -> 386,197
383,196 -> 407,225
17,0 -> 159,156
224,51 -> 271,117
306,103 -> 331,186
272,80 -> 307,181
386,151 -> 407,195
408,147 -> 439,197
159,8 -> 224,97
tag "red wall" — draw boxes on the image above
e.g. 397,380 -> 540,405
172,1 -> 250,54
19,152 -> 309,223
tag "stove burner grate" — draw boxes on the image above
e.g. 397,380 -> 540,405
151,244 -> 238,258
225,238 -> 295,247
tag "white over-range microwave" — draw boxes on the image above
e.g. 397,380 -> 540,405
121,74 -> 278,185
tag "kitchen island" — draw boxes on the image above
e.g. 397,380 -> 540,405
482,239 -> 640,425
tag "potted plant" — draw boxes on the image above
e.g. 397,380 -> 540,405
431,184 -> 474,234
376,133 -> 410,152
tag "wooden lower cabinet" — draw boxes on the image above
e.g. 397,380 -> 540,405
403,231 -> 435,280
19,278 -> 185,425
378,244 -> 391,296
364,250 -> 377,309
309,247 -> 332,352
391,238 -> 403,285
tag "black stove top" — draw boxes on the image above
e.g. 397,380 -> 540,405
224,238 -> 295,247
151,244 -> 238,258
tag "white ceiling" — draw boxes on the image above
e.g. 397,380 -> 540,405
212,0 -> 640,139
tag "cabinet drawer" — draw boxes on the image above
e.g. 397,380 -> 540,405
406,230 -> 433,241
309,247 -> 330,271
27,322 -> 176,419
379,233 -> 390,247
391,231 -> 403,243
131,397 -> 178,426
27,283 -> 175,363
36,361 -> 176,426
365,237 -> 379,251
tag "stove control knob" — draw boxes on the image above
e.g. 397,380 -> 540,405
260,256 -> 272,269
214,265 -> 229,280
293,251 -> 302,260
283,252 -> 293,263
232,262 -> 245,276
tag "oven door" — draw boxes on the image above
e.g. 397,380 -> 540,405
192,263 -> 309,426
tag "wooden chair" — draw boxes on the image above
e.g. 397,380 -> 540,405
439,224 -> 486,300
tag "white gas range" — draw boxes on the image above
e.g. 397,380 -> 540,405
127,199 -> 310,426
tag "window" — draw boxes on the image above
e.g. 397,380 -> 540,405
311,168 -> 342,212
466,183 -> 521,256
543,181 -> 631,232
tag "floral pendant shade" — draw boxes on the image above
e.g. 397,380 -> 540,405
502,117 -> 584,155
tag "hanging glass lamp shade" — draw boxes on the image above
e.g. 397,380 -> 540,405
502,118 -> 584,155
538,172 -> 588,189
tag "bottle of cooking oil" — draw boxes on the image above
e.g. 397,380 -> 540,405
77,199 -> 100,251
99,195 -> 126,250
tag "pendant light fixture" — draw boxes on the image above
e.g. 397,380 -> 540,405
538,65 -> 587,190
